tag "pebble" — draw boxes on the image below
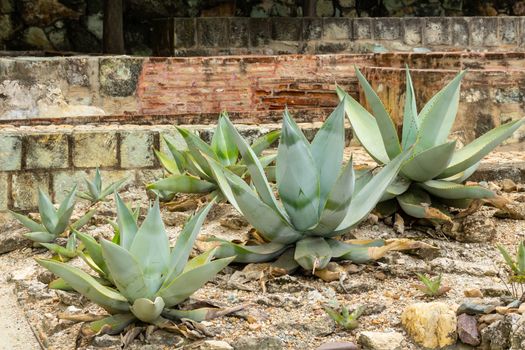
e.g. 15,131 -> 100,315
316,342 -> 358,350
457,302 -> 497,315
479,313 -> 505,324
232,336 -> 283,350
501,179 -> 518,192
464,288 -> 483,298
93,334 -> 121,347
457,313 -> 480,346
358,331 -> 404,350
198,340 -> 234,350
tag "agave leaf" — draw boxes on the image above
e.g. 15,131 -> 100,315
437,119 -> 525,179
226,164 -> 247,176
70,209 -> 96,230
77,192 -> 95,201
397,187 -> 450,220
130,200 -> 171,296
336,86 -> 389,164
155,150 -> 181,175
498,245 -> 518,274
9,211 -> 46,232
402,66 -> 419,149
40,243 -> 77,258
401,141 -> 456,182
258,154 -> 277,168
311,159 -> 355,236
380,176 -> 411,202
38,189 -> 58,233
57,185 -> 77,217
250,130 -> 281,156
53,204 -> 75,236
78,251 -> 107,277
130,297 -> 165,323
355,67 -> 401,159
49,277 -> 73,291
226,177 -> 303,244
213,239 -> 288,263
164,138 -> 188,172
310,100 -> 346,211
415,71 -> 465,151
158,256 -> 234,308
276,110 -> 320,230
206,156 -> 242,212
101,239 -> 150,301
82,313 -> 136,337
419,180 -> 494,200
147,175 -> 216,194
75,230 -> 107,275
100,177 -> 128,199
115,193 -> 138,250
354,169 -> 373,194
294,237 -> 332,271
176,127 -> 215,178
36,258 -> 129,312
164,202 -> 213,285
25,231 -> 56,243
327,239 -> 385,263
442,161 -> 480,183
183,248 -> 217,273
518,242 -> 525,274
93,168 -> 102,192
272,248 -> 300,274
222,115 -> 287,218
335,150 -> 410,233
211,113 -> 239,166
85,179 -> 100,201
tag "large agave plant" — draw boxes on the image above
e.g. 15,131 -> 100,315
337,67 -> 525,219
147,113 -> 279,199
36,196 -> 234,335
207,102 -> 418,272
10,186 -> 95,243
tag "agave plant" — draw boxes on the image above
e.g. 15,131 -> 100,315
415,273 -> 450,297
337,67 -> 525,220
36,196 -> 234,335
77,168 -> 127,204
324,304 -> 364,330
10,186 -> 95,243
41,232 -> 79,262
147,112 -> 280,200
205,102 -> 427,273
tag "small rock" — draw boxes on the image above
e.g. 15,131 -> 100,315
401,302 -> 457,349
457,214 -> 496,242
198,340 -> 233,350
316,341 -> 358,350
457,314 -> 480,346
56,290 -> 85,307
393,213 -> 404,235
481,286 -> 511,297
518,303 -> 525,314
37,270 -> 56,285
479,313 -> 505,324
93,334 -> 121,347
147,330 -> 183,347
232,336 -> 283,350
464,288 -> 483,298
501,179 -> 517,192
359,331 -> 404,350
27,281 -> 55,299
0,227 -> 31,254
481,314 -> 522,350
457,302 -> 497,315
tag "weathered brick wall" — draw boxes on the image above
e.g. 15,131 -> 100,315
153,16 -> 525,56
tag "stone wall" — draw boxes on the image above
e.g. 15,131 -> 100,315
153,16 -> 525,56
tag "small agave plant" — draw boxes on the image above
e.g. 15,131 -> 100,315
207,102 -> 425,273
337,67 -> 525,219
148,112 -> 280,200
36,196 -> 234,335
77,168 -> 127,204
498,242 -> 525,298
10,186 -> 95,243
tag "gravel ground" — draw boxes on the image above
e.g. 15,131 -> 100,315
1,152 -> 525,349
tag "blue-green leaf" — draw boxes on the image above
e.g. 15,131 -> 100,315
211,113 -> 239,166
402,66 -> 419,149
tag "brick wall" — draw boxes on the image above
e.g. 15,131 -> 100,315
153,17 -> 525,56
